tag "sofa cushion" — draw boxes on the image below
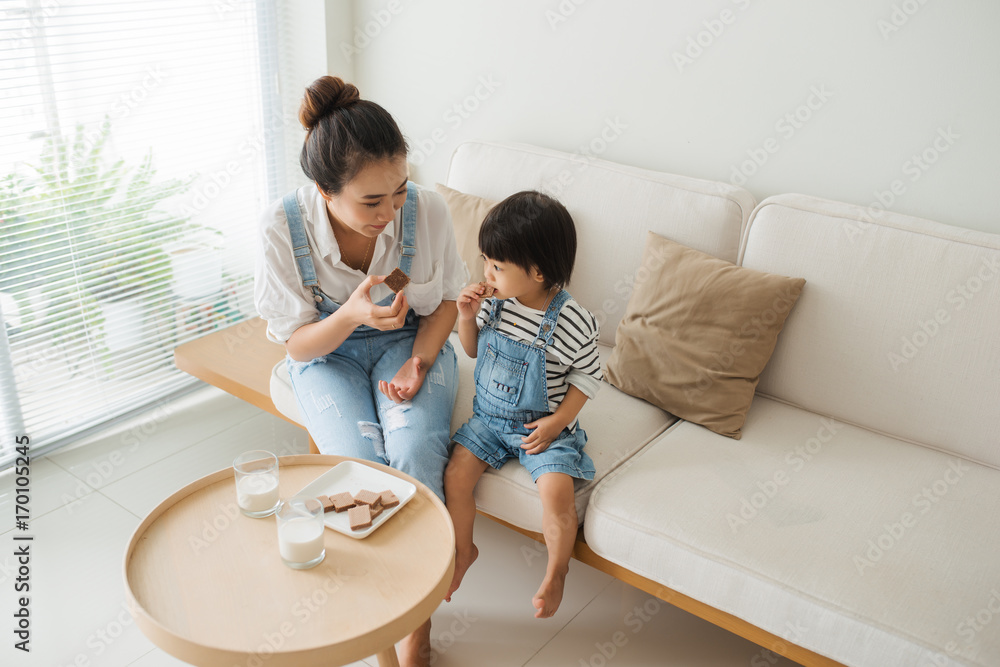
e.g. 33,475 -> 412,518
585,396 -> 1000,667
449,333 -> 676,533
604,232 -> 804,439
434,182 -> 496,288
740,194 -> 1000,467
446,141 -> 756,345
270,358 -> 301,425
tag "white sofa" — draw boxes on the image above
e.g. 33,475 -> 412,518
271,141 -> 1000,667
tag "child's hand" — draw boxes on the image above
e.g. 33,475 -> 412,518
521,414 -> 568,455
457,282 -> 489,321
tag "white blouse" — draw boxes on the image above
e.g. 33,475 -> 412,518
254,182 -> 469,344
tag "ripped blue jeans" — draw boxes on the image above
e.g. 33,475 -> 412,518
286,319 -> 457,502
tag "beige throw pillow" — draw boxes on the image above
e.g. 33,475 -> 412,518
435,183 -> 497,286
605,232 -> 805,439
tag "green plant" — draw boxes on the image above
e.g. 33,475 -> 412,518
33,117 -> 196,300
1,117 -> 198,359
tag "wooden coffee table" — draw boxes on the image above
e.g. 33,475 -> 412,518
123,454 -> 455,667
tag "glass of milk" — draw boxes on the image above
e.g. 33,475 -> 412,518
276,496 -> 326,569
233,450 -> 280,518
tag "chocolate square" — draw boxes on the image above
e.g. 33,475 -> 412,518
318,494 -> 335,513
384,267 -> 410,293
330,491 -> 356,513
379,490 -> 400,508
348,505 -> 372,530
354,489 -> 382,507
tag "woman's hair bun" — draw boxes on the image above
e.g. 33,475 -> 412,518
298,76 -> 361,130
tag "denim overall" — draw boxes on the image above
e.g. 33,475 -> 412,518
281,182 -> 457,501
452,291 -> 595,482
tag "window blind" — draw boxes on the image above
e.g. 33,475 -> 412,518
0,0 -> 295,468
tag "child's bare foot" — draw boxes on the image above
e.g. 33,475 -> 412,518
446,544 -> 479,602
532,567 -> 568,618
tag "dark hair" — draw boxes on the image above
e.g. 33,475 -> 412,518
478,190 -> 576,288
298,75 -> 408,195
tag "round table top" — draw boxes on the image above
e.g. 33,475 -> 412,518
123,454 -> 455,667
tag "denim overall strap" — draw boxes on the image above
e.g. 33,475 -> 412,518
282,185 -> 420,318
530,289 -> 572,349
485,296 -> 506,328
281,190 -> 323,302
397,180 -> 418,277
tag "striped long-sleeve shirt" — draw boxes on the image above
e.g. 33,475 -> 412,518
476,296 -> 602,418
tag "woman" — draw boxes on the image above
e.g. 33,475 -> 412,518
254,76 -> 466,666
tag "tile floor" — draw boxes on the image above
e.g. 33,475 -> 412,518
0,386 -> 801,667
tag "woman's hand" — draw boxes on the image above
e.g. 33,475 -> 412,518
456,282 -> 488,321
379,356 -> 427,403
520,414 -> 569,455
342,275 -> 409,330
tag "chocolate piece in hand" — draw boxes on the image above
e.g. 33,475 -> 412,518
479,281 -> 495,297
384,267 -> 410,293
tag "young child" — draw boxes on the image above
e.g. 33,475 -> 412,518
444,190 -> 601,619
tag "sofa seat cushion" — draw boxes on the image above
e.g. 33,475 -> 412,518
270,357 -> 301,426
271,332 -> 676,534
449,333 -> 675,533
585,396 -> 1000,667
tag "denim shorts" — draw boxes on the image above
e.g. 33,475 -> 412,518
452,410 -> 595,483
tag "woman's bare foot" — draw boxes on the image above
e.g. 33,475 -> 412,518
532,566 -> 568,618
397,618 -> 431,667
446,544 -> 479,601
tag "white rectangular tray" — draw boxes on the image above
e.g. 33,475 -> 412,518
294,461 -> 416,539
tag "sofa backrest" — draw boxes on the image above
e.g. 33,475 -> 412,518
444,141 -> 755,346
741,194 -> 1000,467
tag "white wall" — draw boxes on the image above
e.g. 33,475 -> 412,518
327,0 -> 1000,234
